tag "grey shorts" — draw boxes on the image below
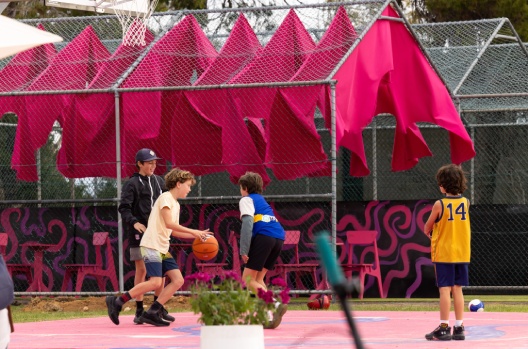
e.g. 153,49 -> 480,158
141,247 -> 179,278
129,247 -> 143,262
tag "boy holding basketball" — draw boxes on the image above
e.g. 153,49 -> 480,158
107,168 -> 210,327
424,164 -> 471,341
238,172 -> 287,329
119,148 -> 171,324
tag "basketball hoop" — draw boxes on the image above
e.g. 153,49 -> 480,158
110,0 -> 158,46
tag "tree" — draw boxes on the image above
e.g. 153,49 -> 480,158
407,0 -> 528,41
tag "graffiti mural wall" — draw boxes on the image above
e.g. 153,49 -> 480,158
1,200 -> 439,297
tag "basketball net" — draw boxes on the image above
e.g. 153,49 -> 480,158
110,0 -> 158,46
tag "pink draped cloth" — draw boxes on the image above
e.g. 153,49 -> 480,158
226,9 -> 330,180
334,14 -> 394,177
187,14 -> 269,183
120,15 -> 218,177
12,26 -> 110,181
7,6 -> 475,183
0,24 -> 56,124
0,24 -> 56,93
57,30 -> 155,178
195,14 -> 260,86
334,7 -> 475,176
379,7 -> 475,170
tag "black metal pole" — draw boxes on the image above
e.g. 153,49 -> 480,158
333,283 -> 365,349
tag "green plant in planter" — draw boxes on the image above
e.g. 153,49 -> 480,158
185,271 -> 290,326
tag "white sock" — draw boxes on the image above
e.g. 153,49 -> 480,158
440,320 -> 449,326
455,320 -> 463,327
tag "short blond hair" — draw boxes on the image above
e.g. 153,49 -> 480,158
165,168 -> 196,190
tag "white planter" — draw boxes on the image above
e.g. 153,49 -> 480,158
200,324 -> 265,349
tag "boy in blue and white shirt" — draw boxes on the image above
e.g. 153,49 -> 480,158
238,172 -> 286,329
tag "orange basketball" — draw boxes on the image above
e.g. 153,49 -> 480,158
192,235 -> 219,261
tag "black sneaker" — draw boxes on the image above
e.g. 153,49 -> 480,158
265,304 -> 287,329
425,324 -> 452,341
105,296 -> 122,325
134,310 -> 144,325
452,325 -> 465,340
139,311 -> 171,327
160,306 -> 175,322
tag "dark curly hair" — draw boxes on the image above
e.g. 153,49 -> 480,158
436,164 -> 467,195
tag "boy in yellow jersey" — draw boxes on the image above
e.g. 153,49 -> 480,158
424,164 -> 471,341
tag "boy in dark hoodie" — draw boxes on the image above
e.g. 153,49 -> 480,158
118,148 -> 174,324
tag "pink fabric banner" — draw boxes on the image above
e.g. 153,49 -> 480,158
230,9 -> 315,84
378,7 -> 475,169
334,7 -> 474,176
6,6 -> 475,183
184,89 -> 271,185
291,5 -> 357,134
56,29 -> 155,178
267,86 -> 330,180
12,26 -> 110,181
122,15 -> 217,88
120,15 -> 218,176
334,14 -> 394,177
195,13 -> 260,86
0,24 -> 56,127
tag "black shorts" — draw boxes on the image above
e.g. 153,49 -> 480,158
245,234 -> 284,271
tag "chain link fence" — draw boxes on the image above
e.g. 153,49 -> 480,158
1,1 -> 527,296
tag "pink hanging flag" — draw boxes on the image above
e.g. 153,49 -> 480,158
333,15 -> 394,176
122,15 -> 217,88
56,28 -> 155,179
334,6 -> 474,177
292,6 -> 357,130
12,26 -> 110,181
377,6 -> 475,170
195,13 -> 260,86
267,86 -> 331,180
0,24 -> 56,93
120,15 -> 217,176
169,92 -> 223,176
0,24 -> 56,120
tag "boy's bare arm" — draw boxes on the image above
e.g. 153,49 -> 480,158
160,207 -> 210,240
424,200 -> 442,238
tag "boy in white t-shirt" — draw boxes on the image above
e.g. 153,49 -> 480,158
106,168 -> 210,326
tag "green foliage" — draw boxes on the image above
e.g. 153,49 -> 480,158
409,0 -> 528,41
186,271 -> 289,326
156,0 -> 206,12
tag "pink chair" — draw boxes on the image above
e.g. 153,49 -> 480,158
196,231 -> 242,278
269,230 -> 319,290
341,230 -> 386,299
0,232 -> 33,285
61,232 -> 118,292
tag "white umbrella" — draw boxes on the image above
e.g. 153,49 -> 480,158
0,15 -> 63,59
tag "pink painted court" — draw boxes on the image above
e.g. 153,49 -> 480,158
10,310 -> 528,348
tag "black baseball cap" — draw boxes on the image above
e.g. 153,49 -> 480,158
135,148 -> 162,162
